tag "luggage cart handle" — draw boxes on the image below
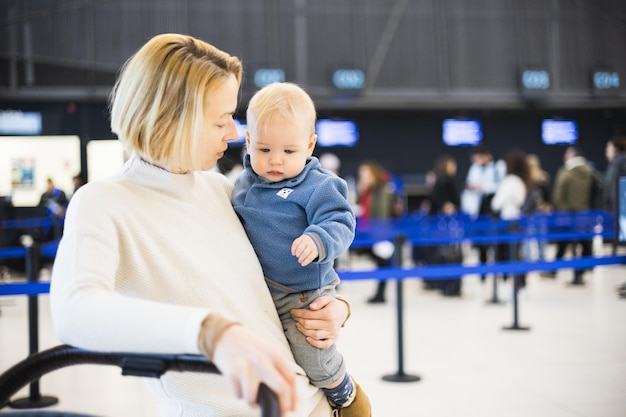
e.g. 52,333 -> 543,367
0,344 -> 280,417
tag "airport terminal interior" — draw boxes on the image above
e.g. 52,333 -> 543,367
2,1 -> 626,417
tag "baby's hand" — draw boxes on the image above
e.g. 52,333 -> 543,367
291,235 -> 319,266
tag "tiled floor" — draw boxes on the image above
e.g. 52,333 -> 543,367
1,243 -> 625,417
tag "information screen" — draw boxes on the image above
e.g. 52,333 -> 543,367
0,111 -> 42,135
315,119 -> 359,147
541,119 -> 578,145
442,119 -> 482,146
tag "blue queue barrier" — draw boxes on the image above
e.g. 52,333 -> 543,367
2,211 -> 624,387
1,216 -> 64,244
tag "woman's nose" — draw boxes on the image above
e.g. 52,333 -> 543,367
224,119 -> 239,142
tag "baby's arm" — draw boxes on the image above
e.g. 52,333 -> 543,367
291,234 -> 319,266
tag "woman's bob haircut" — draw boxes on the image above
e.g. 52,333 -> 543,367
109,33 -> 242,171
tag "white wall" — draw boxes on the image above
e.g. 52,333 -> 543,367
86,139 -> 128,182
0,136 -> 81,207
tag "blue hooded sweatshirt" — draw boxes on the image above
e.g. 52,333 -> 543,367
232,156 -> 355,292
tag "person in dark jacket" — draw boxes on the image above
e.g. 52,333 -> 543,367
550,146 -> 594,285
603,136 -> 626,213
425,155 -> 463,296
38,177 -> 68,216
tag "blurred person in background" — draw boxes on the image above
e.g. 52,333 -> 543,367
603,136 -> 626,213
491,148 -> 530,291
356,160 -> 398,304
462,146 -> 505,282
424,154 -> 463,296
70,172 -> 87,199
522,154 -> 552,263
38,177 -> 68,216
550,146 -> 594,285
603,137 -> 626,298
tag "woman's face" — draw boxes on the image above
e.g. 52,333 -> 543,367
446,160 -> 457,176
606,141 -> 616,162
358,165 -> 374,188
201,74 -> 240,170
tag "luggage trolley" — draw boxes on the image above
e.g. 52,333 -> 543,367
0,344 -> 280,417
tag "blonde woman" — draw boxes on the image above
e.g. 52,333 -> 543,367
50,33 -> 349,417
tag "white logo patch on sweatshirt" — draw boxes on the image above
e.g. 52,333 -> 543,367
276,188 -> 294,199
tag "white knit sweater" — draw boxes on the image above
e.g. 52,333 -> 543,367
50,155 -> 329,416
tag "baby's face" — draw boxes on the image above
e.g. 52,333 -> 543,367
246,117 -> 316,183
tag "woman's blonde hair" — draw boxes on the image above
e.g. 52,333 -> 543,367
109,33 -> 242,171
246,82 -> 316,138
526,153 -> 548,184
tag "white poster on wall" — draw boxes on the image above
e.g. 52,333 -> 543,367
11,158 -> 35,189
0,136 -> 80,207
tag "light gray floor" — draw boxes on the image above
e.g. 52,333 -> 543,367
1,243 -> 625,417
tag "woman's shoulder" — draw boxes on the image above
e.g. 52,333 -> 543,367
201,170 -> 234,195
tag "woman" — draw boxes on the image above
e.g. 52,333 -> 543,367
428,155 -> 460,216
356,160 -> 398,303
50,33 -> 349,417
491,148 -> 530,290
425,155 -> 463,296
522,154 -> 552,262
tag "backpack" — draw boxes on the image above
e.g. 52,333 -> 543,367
522,186 -> 549,214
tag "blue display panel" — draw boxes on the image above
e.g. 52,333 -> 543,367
315,119 -> 359,147
541,119 -> 578,145
442,118 -> 482,146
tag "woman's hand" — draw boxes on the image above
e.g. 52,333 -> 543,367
211,325 -> 297,415
290,295 -> 349,349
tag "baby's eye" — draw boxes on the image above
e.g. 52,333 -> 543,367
260,148 -> 270,153
284,149 -> 295,154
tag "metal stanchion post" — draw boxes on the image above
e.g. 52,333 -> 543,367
382,234 -> 420,383
485,222 -> 504,305
503,234 -> 530,331
9,240 -> 59,409
485,244 -> 504,305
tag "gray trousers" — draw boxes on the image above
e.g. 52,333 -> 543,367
270,284 -> 346,388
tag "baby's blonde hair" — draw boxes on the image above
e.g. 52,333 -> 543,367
246,82 -> 316,138
109,33 -> 242,171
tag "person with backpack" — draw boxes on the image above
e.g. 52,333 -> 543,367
550,146 -> 594,285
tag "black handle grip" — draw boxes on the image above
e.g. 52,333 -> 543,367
0,344 -> 281,417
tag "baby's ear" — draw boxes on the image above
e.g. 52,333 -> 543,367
308,133 -> 317,155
